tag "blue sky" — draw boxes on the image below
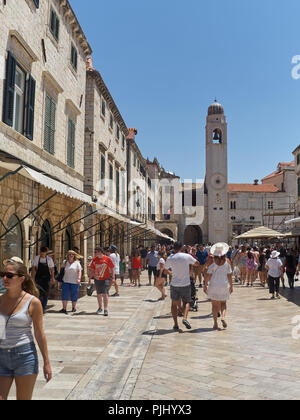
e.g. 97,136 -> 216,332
71,0 -> 300,183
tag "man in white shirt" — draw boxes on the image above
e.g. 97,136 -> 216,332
109,245 -> 120,297
165,242 -> 200,330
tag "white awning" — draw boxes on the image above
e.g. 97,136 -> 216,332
95,206 -> 130,223
285,217 -> 300,225
0,162 -> 92,203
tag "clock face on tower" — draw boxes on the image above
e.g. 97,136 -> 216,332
210,173 -> 226,190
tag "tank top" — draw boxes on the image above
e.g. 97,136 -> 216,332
0,296 -> 34,349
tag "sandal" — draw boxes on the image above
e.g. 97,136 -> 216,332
182,319 -> 192,330
221,319 -> 227,329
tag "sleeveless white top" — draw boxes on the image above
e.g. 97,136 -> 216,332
0,296 -> 34,349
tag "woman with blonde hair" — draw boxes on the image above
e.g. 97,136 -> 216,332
0,260 -> 52,400
59,251 -> 82,314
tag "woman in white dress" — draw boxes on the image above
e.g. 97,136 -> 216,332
204,243 -> 233,330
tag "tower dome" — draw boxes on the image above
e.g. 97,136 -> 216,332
208,99 -> 224,116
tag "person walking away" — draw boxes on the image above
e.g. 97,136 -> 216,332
204,243 -> 233,330
246,248 -> 256,287
279,248 -> 287,289
284,251 -> 298,289
119,258 -> 126,286
231,245 -> 240,283
155,251 -> 167,300
140,247 -> 148,270
258,247 -> 267,287
195,244 -> 208,288
109,246 -> 120,297
59,251 -> 82,314
127,256 -> 133,287
146,246 -> 159,286
0,260 -> 52,400
165,242 -> 200,330
236,246 -> 247,285
131,250 -> 142,287
31,247 -> 55,313
266,251 -> 284,299
88,247 -> 115,316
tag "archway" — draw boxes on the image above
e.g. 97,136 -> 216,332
161,229 -> 174,239
41,219 -> 52,250
65,224 -> 73,252
184,225 -> 203,246
4,214 -> 23,260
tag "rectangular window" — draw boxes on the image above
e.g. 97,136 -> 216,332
70,44 -> 78,71
44,94 -> 56,155
116,125 -> 120,140
298,178 -> 300,198
122,173 -> 126,204
67,118 -> 75,168
109,163 -> 113,198
100,154 -> 105,190
50,8 -> 60,41
268,201 -> 274,210
13,65 -> 25,134
3,52 -> 36,140
122,134 -> 125,149
230,201 -> 236,210
116,169 -> 120,204
101,99 -> 106,117
109,113 -> 114,130
297,154 -> 300,166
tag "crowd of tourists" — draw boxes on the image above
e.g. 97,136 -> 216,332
0,238 -> 299,400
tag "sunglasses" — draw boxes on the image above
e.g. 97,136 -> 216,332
1,272 -> 19,279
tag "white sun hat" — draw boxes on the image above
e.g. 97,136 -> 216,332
271,251 -> 280,258
211,242 -> 230,257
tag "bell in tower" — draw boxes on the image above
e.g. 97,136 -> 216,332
212,129 -> 222,144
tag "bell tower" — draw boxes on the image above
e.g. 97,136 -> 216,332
205,100 -> 229,244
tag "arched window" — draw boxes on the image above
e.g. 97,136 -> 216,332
4,214 -> 23,259
41,220 -> 52,250
212,128 -> 222,144
65,224 -> 73,252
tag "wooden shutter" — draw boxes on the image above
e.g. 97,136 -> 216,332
3,52 -> 16,127
25,75 -> 36,140
116,170 -> 120,203
67,119 -> 75,168
44,94 -> 56,154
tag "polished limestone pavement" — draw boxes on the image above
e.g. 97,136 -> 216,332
8,274 -> 300,400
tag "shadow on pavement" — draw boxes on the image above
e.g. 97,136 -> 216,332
280,286 -> 300,307
153,314 -> 173,319
187,327 -> 217,334
143,299 -> 160,303
190,314 -> 212,320
142,329 -> 183,336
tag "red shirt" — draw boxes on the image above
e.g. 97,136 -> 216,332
132,257 -> 142,270
90,256 -> 114,280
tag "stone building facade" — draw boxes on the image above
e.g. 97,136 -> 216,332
0,0 -> 93,270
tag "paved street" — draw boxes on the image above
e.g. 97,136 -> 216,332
8,273 -> 300,400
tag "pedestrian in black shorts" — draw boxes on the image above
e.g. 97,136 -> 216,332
165,242 -> 200,330
146,246 -> 159,286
